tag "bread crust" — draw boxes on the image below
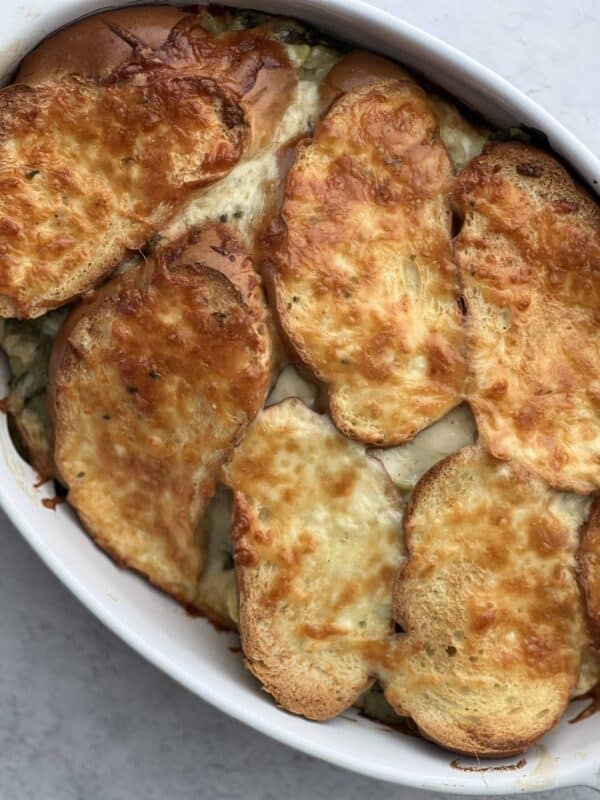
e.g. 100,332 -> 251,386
453,141 -> 600,493
383,445 -> 590,756
50,223 -> 272,608
226,399 -> 405,719
17,7 -> 296,156
269,78 -> 466,446
16,5 -> 190,84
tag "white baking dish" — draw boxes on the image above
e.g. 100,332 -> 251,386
2,0 -> 600,793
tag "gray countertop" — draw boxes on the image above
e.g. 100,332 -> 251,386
2,1 -> 600,798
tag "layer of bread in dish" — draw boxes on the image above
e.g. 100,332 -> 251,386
320,50 -> 488,174
226,398 -> 405,719
5,2 -> 600,758
16,6 -> 298,154
454,142 -> 600,493
383,445 -> 591,756
50,224 -> 272,608
268,77 -> 466,446
2,9 -> 297,318
578,498 -> 600,646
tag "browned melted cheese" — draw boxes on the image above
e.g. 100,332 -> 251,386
3,16 -> 296,318
0,73 -> 248,318
454,142 -> 600,493
382,445 -> 590,756
225,399 -> 405,720
269,78 -> 466,445
50,224 -> 272,606
579,499 -> 600,645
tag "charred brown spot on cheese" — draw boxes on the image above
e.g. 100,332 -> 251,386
50,224 -> 272,608
453,142 -> 600,492
226,399 -> 404,720
271,79 -> 465,445
383,445 -> 590,757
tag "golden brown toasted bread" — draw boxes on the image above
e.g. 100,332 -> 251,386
17,7 -> 297,155
579,498 -> 600,646
16,5 -> 190,84
0,73 -> 248,318
453,142 -> 600,493
4,9 -> 297,318
50,224 -> 272,608
268,78 -> 466,446
383,445 -> 590,756
320,50 -> 488,173
225,399 -> 405,719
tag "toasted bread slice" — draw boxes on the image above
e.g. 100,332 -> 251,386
50,224 -> 272,607
17,8 -> 297,154
578,498 -> 600,646
268,79 -> 466,446
226,399 -> 405,719
320,50 -> 488,173
383,445 -> 590,756
574,646 -> 600,697
0,73 -> 248,318
454,142 -> 600,493
6,8 -> 297,318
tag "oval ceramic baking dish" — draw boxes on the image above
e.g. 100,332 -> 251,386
1,0 -> 599,793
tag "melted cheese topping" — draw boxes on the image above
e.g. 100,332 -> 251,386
271,78 -> 466,446
52,226 -> 272,606
0,74 -> 249,317
384,445 -> 590,756
372,403 -> 477,491
428,96 -> 488,174
266,363 -> 318,408
227,398 -> 405,719
454,142 -> 600,492
163,75 -> 327,245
